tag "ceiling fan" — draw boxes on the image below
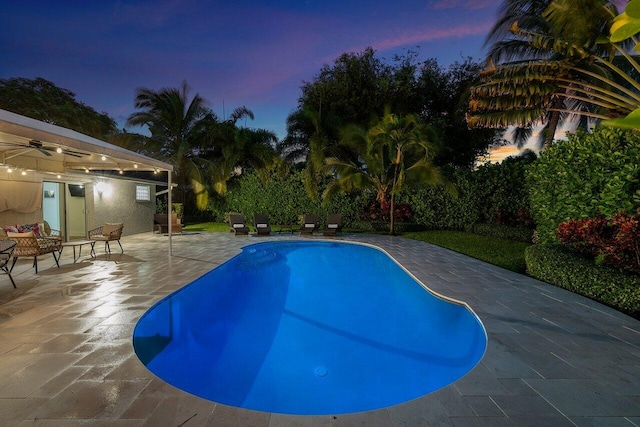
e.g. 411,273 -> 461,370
0,140 -> 89,158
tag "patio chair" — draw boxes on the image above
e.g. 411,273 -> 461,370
6,231 -> 61,274
88,222 -> 124,253
299,214 -> 319,235
0,239 -> 17,288
229,214 -> 250,235
253,214 -> 271,236
322,214 -> 343,236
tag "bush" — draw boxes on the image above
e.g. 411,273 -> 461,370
468,223 -> 533,243
219,170 -> 366,228
471,154 -> 536,226
401,156 -> 534,231
525,244 -> 640,319
556,210 -> 640,274
528,127 -> 640,244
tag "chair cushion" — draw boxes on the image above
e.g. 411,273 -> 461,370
305,223 -> 315,228
102,223 -> 122,236
18,223 -> 42,237
328,224 -> 339,229
8,231 -> 34,238
4,225 -> 19,234
256,223 -> 268,228
233,224 -> 245,229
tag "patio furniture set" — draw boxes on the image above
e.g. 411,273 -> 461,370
0,221 -> 124,288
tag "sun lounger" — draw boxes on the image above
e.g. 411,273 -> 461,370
253,214 -> 271,236
229,214 -> 250,235
322,214 -> 343,236
299,214 -> 319,235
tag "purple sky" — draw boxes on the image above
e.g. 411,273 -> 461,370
2,0 -> 502,139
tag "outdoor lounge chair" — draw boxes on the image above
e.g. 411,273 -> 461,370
299,214 -> 319,235
88,222 -> 124,253
0,239 -> 17,288
229,214 -> 250,235
322,213 -> 343,236
253,214 -> 271,236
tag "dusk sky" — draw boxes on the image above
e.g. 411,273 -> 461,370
2,0 -> 503,140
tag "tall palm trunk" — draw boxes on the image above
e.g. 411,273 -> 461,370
389,147 -> 402,235
545,95 -> 564,146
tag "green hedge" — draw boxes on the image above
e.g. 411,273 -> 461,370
527,127 -> 640,244
400,155 -> 534,230
525,244 -> 640,319
217,170 -> 366,227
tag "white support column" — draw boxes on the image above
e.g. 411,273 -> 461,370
168,171 -> 173,255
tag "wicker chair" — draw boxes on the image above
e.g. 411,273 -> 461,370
6,231 -> 61,274
88,223 -> 124,253
0,239 -> 17,288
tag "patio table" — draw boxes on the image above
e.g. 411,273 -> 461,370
61,240 -> 96,262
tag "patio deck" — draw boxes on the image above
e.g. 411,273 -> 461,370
0,231 -> 639,426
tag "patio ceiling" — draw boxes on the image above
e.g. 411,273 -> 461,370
0,108 -> 173,176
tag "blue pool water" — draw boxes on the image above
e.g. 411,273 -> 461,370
133,241 -> 487,415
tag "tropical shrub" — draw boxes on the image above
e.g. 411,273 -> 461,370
361,201 -> 412,223
219,170 -> 365,228
556,210 -> 640,274
471,154 -> 535,226
400,156 -> 534,231
525,244 -> 640,319
527,127 -> 640,244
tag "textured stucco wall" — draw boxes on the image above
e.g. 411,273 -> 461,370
92,179 -> 155,236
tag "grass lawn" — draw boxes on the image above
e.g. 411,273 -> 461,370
183,222 -> 229,232
403,230 -> 532,274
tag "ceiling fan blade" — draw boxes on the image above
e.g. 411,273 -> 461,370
64,151 -> 85,158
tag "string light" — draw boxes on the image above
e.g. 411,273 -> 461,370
7,168 -> 12,173
101,155 -> 107,161
56,147 -> 63,154
21,171 -> 26,176
133,163 -> 138,169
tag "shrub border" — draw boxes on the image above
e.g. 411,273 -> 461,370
525,244 -> 640,319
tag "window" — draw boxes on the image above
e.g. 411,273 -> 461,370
136,184 -> 150,201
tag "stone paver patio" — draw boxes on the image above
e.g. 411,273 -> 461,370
0,231 -> 639,426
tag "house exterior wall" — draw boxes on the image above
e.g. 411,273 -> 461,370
91,178 -> 155,236
1,169 -> 157,237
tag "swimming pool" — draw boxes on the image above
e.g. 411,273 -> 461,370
133,241 -> 486,415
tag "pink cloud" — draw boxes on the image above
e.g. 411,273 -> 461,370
337,21 -> 494,58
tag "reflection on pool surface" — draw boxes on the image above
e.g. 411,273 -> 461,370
133,241 -> 487,415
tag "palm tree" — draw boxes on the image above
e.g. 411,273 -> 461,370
324,113 -> 443,234
126,81 -> 215,211
469,0 -> 625,147
211,125 -> 278,196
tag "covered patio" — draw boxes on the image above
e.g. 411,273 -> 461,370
0,231 -> 639,425
0,108 -> 176,246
